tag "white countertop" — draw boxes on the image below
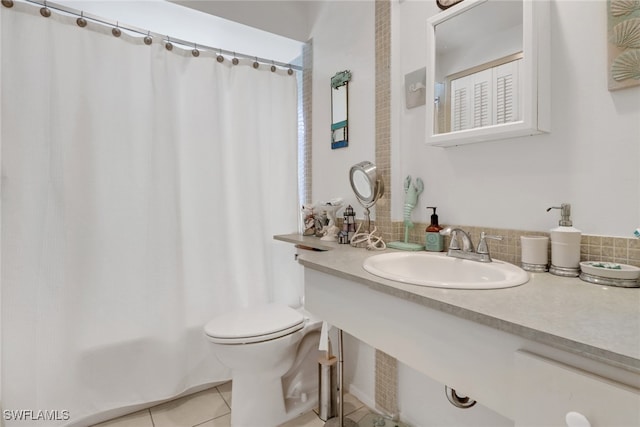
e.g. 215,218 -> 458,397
275,234 -> 640,373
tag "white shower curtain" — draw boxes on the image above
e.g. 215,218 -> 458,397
1,4 -> 300,426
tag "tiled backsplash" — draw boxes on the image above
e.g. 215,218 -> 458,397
335,217 -> 640,267
581,234 -> 640,266
391,221 -> 640,267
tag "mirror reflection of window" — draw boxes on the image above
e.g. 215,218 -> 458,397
332,85 -> 347,124
448,56 -> 521,133
332,85 -> 348,148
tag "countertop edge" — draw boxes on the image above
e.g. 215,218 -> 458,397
280,235 -> 640,374
274,234 -> 334,251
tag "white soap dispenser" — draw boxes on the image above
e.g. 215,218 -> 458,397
547,203 -> 581,277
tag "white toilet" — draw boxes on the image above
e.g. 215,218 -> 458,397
204,304 -> 322,426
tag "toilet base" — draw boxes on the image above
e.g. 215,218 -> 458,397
230,372 -> 285,426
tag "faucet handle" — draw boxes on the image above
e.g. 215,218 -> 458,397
477,232 -> 503,254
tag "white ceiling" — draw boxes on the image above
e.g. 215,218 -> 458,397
170,0 -> 317,42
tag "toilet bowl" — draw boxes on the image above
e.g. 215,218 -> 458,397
204,304 -> 322,427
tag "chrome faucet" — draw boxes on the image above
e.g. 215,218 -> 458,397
446,228 -> 474,252
440,227 -> 503,263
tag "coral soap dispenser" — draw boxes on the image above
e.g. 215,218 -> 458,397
425,207 -> 444,252
547,203 -> 581,277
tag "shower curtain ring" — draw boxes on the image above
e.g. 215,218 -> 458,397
112,22 -> 121,38
216,49 -> 224,63
76,11 -> 87,28
253,57 -> 260,69
288,65 -> 294,76
144,31 -> 153,46
270,61 -> 276,73
1,0 -> 14,9
40,0 -> 51,17
165,36 -> 173,51
232,52 -> 239,66
192,43 -> 200,57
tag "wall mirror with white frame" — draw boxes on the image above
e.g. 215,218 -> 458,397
426,0 -> 550,147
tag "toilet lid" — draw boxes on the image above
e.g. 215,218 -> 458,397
204,304 -> 305,344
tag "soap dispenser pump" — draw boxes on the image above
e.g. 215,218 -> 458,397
547,203 -> 581,277
425,207 -> 444,252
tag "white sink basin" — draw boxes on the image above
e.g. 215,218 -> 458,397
363,252 -> 529,289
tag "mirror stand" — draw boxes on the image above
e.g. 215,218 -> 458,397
361,206 -> 374,235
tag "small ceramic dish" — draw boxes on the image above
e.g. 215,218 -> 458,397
579,261 -> 640,281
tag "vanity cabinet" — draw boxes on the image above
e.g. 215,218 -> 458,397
303,267 -> 640,425
514,351 -> 640,427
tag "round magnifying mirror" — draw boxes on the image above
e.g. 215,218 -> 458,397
352,169 -> 372,200
350,161 -> 383,206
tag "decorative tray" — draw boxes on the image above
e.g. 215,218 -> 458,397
579,261 -> 640,288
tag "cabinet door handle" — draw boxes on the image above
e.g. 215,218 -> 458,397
566,411 -> 591,427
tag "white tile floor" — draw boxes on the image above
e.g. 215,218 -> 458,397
91,382 -> 375,427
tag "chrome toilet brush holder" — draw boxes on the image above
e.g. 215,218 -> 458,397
324,329 -> 358,427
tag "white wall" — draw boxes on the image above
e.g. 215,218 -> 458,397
343,333 -> 376,410
309,0 -> 377,218
310,0 -> 640,237
395,0 -> 640,237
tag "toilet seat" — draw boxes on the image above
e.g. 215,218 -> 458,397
205,304 -> 305,344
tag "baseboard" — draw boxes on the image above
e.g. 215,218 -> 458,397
346,383 -> 377,414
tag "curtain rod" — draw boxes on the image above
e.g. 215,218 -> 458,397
3,0 -> 303,71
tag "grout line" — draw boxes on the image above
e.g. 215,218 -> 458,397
148,408 -> 155,427
192,417 -> 215,427
215,383 -> 232,409
190,404 -> 233,427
